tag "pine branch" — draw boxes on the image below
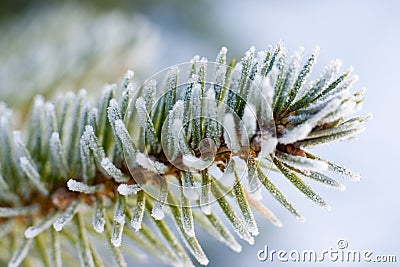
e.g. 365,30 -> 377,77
0,44 -> 369,266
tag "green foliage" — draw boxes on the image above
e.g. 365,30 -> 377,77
0,44 -> 369,266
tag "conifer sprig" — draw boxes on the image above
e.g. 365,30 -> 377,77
0,44 -> 369,266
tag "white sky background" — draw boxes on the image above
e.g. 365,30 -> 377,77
151,0 -> 400,266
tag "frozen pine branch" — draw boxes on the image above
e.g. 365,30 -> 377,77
0,44 -> 369,266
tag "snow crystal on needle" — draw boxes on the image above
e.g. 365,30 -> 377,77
67,179 -> 90,192
93,208 -> 105,233
279,97 -> 342,144
117,184 -> 141,196
101,157 -> 128,183
135,97 -> 148,127
151,202 -> 165,220
136,152 -> 167,174
25,214 -> 57,239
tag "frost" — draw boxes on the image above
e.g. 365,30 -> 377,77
200,57 -> 208,63
190,55 -> 200,64
152,179 -> 168,220
279,97 -> 342,144
13,131 -> 32,160
165,115 -> 176,159
136,152 -> 167,174
257,167 -> 304,221
247,160 -> 262,200
211,182 -> 254,245
151,202 -> 165,220
114,197 -> 126,224
67,179 -> 104,194
81,125 -> 107,166
0,205 -> 38,218
49,132 -> 69,177
275,151 -> 328,172
122,70 -> 134,89
117,184 -> 141,196
25,213 -> 58,238
20,156 -> 49,195
320,97 -> 359,125
322,74 -> 359,102
143,80 -> 156,112
200,170 -> 212,215
172,100 -> 184,119
181,193 -> 195,237
165,66 -> 179,92
306,171 -> 345,191
131,191 -> 145,231
204,213 -> 242,253
262,73 -> 276,103
279,124 -> 312,145
306,119 -> 362,139
198,57 -> 208,83
107,98 -> 122,127
53,201 -> 80,231
300,126 -> 365,148
231,164 -> 259,236
214,47 -> 228,99
131,221 -> 142,232
274,160 -> 330,210
135,97 -> 147,121
101,157 -> 128,182
327,161 -> 361,181
168,198 -> 209,266
225,64 -> 242,109
111,196 -> 126,247
135,97 -> 159,147
204,88 -> 220,144
114,119 -> 137,165
219,46 -> 228,57
93,200 -> 105,233
44,102 -> 57,133
223,114 -> 240,153
205,88 -> 217,108
171,117 -> 191,155
190,84 -> 202,147
79,129 -> 96,182
273,47 -> 304,113
168,102 -> 185,158
111,221 -> 125,247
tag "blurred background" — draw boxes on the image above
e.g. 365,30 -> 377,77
1,0 -> 399,266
